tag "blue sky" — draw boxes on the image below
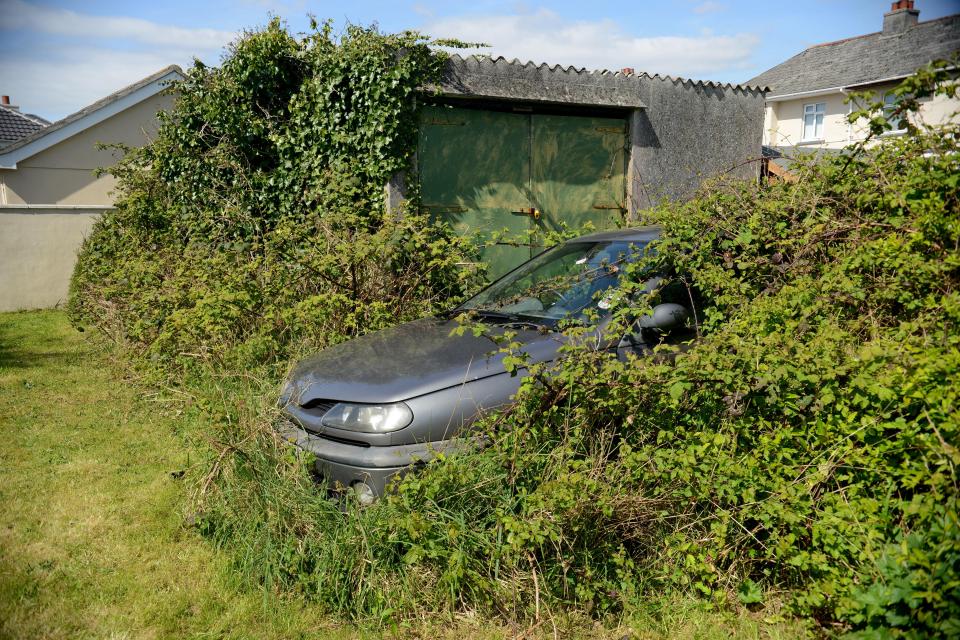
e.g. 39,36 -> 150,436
2,0 -> 958,120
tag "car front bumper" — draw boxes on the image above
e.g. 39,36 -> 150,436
277,420 -> 478,497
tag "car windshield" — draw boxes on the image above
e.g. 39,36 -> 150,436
458,240 -> 650,326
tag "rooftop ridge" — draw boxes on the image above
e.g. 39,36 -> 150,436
810,12 -> 958,49
444,53 -> 767,92
745,12 -> 959,94
0,104 -> 49,128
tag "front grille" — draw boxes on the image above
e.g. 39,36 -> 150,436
316,432 -> 371,448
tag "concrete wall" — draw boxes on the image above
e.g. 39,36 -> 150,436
0,207 -> 104,312
0,92 -> 174,311
1,94 -> 174,206
764,85 -> 960,149
628,76 -> 765,212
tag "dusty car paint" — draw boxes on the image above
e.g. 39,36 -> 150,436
282,317 -> 564,445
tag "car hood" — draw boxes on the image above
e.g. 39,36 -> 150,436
286,317 -> 564,404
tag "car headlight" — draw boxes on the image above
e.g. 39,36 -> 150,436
320,402 -> 413,433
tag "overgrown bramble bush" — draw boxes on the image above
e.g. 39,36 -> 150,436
375,65 -> 959,634
69,20 -> 481,371
71,22 -> 959,635
194,65 -> 957,633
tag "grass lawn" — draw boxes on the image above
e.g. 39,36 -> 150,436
0,310 -> 810,639
0,310 -> 349,639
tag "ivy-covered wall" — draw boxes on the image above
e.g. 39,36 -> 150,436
68,21 -> 483,368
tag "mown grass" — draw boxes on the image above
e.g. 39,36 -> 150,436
0,310 -> 350,639
0,310 -> 810,639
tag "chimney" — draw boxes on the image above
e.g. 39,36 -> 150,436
883,0 -> 919,34
621,67 -> 635,76
1,96 -> 9,106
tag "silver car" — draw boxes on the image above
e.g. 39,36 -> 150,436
278,227 -> 692,503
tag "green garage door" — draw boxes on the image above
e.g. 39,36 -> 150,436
418,105 -> 627,277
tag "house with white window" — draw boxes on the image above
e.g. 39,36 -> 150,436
748,1 -> 959,153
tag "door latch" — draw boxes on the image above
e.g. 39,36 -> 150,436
511,207 -> 541,220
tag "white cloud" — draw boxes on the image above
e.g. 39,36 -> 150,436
0,1 -> 237,120
0,0 -> 235,51
422,8 -> 758,79
0,48 -> 183,120
693,2 -> 727,14
412,3 -> 434,18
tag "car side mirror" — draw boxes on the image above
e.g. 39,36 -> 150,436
637,303 -> 689,333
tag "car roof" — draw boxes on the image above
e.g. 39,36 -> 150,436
564,226 -> 662,244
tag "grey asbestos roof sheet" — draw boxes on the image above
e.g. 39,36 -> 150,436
433,55 -> 765,108
0,106 -> 47,147
747,14 -> 960,97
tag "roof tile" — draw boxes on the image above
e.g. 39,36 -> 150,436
747,14 -> 960,97
0,106 -> 47,147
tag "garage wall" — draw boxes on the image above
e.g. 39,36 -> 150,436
0,207 -> 104,312
628,76 -> 766,211
430,57 -> 765,220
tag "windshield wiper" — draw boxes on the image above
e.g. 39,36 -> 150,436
472,309 -> 519,321
464,309 -> 551,330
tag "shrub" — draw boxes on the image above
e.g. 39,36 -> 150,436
69,19 -> 480,372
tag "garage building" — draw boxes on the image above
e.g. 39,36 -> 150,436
410,55 -> 766,274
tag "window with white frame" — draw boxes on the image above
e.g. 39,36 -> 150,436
802,102 -> 825,141
883,92 -> 906,132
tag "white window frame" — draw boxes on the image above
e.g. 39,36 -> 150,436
883,92 -> 907,134
802,102 -> 825,141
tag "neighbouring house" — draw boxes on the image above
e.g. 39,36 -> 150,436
0,98 -> 49,149
412,56 -> 766,275
0,65 -> 183,312
748,0 -> 959,169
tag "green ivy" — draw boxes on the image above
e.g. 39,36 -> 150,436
69,19 -> 480,371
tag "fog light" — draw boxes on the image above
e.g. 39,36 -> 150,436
352,481 -> 376,506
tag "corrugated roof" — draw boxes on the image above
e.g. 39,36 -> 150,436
433,54 -> 765,108
747,14 -> 960,98
636,71 -> 765,93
